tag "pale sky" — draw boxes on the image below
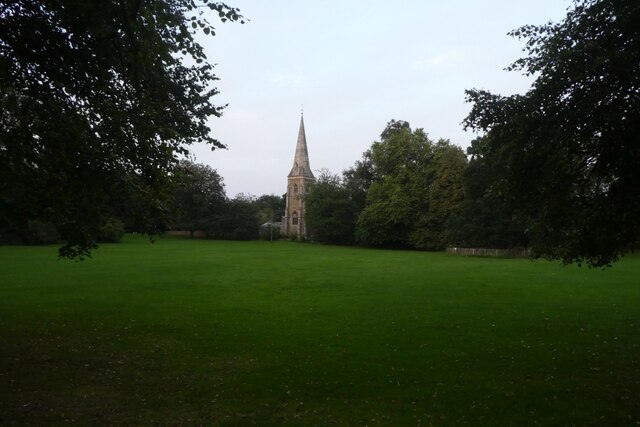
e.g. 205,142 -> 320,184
190,0 -> 572,198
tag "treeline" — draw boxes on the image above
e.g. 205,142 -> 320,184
305,120 -> 528,250
0,160 -> 285,246
169,160 -> 283,241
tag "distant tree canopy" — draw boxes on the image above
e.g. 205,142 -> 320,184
0,0 -> 243,258
342,150 -> 374,214
208,194 -> 261,241
166,162 -> 281,241
413,140 -> 467,249
353,121 -> 466,250
170,160 -> 225,236
253,194 -> 285,225
337,120 -> 529,253
463,0 -> 640,266
355,121 -> 433,247
305,170 -> 359,244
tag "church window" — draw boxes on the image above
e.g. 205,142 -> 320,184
292,212 -> 299,225
293,184 -> 298,193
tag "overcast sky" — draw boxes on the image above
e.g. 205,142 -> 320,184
190,0 -> 571,198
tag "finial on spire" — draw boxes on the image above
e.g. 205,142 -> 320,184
301,104 -> 304,116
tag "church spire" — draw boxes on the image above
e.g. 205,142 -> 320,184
288,113 -> 314,178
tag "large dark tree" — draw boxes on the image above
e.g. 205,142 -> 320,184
464,0 -> 640,266
446,137 -> 529,249
0,0 -> 243,258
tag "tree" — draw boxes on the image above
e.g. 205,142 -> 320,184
463,0 -> 640,266
446,137 -> 529,249
209,194 -> 260,240
355,121 -> 434,247
305,170 -> 359,244
0,1 -> 243,258
411,141 -> 467,250
355,174 -> 419,247
354,121 -> 467,250
170,160 -> 225,236
342,149 -> 375,213
253,194 -> 285,224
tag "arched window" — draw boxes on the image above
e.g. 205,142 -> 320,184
292,212 -> 299,225
293,184 -> 298,193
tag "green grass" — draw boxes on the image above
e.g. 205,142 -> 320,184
1,236 -> 639,425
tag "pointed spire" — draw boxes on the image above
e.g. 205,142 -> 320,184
288,113 -> 314,178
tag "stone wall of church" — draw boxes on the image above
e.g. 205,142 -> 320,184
283,176 -> 314,238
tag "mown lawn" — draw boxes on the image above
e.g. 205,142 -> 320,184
1,235 -> 639,425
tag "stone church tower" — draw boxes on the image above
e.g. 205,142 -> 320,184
283,114 -> 315,238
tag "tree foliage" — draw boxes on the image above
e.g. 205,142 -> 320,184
0,0 -> 243,258
411,141 -> 467,249
167,168 -> 280,241
463,0 -> 640,266
305,170 -> 359,244
170,160 -> 225,235
253,194 -> 285,224
209,194 -> 260,241
355,120 -> 465,249
342,150 -> 375,213
355,122 -> 431,247
446,137 -> 529,249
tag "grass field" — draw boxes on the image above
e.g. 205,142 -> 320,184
1,235 -> 639,425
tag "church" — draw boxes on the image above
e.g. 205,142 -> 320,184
282,114 -> 315,238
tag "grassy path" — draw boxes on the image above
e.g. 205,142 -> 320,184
1,236 -> 639,425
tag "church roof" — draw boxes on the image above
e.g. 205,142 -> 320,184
288,114 -> 315,178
